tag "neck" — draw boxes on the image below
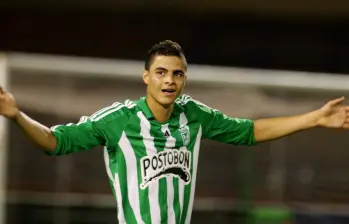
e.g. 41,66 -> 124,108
146,97 -> 174,122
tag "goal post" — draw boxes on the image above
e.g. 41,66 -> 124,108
7,52 -> 349,92
0,54 -> 9,224
1,52 -> 349,223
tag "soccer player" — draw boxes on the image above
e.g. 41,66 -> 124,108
0,40 -> 349,224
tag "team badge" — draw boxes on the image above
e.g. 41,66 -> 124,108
179,125 -> 190,146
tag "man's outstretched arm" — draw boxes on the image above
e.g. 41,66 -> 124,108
253,97 -> 349,142
12,112 -> 57,152
0,86 -> 106,155
0,87 -> 57,152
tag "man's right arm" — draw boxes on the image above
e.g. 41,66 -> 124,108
0,87 -> 58,152
0,87 -> 107,155
12,111 -> 57,152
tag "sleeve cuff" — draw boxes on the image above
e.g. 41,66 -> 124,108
44,130 -> 61,156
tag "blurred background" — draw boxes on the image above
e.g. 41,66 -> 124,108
1,1 -> 349,223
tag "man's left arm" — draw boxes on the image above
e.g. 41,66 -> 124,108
254,96 -> 349,142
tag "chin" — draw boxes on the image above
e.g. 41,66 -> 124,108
158,98 -> 176,108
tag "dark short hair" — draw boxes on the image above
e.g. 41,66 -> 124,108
145,40 -> 187,70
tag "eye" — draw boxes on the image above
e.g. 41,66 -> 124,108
156,71 -> 165,75
174,72 -> 184,77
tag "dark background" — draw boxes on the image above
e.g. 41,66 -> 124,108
1,0 -> 349,74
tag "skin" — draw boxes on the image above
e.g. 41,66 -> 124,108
0,55 -> 349,152
142,55 -> 187,122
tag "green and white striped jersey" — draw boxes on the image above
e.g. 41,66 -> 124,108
49,94 -> 256,224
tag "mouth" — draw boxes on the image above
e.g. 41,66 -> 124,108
162,89 -> 176,96
162,89 -> 175,93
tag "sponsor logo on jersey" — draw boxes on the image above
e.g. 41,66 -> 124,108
140,148 -> 191,189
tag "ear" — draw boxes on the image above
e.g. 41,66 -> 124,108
142,70 -> 149,85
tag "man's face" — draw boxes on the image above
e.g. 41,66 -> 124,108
143,55 -> 187,107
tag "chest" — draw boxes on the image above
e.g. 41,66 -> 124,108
124,120 -> 199,154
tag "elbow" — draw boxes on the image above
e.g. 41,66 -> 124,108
253,130 -> 262,143
43,132 -> 59,155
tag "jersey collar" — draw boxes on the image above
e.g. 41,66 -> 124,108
138,97 -> 185,120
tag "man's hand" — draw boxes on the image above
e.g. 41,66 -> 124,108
317,96 -> 349,129
0,86 -> 20,120
254,96 -> 349,142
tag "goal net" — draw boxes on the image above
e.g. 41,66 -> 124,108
1,52 -> 349,223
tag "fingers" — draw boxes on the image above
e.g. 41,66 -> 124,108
0,87 -> 8,102
330,96 -> 345,106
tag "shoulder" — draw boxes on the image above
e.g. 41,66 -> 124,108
89,99 -> 137,125
175,94 -> 216,114
175,94 -> 196,107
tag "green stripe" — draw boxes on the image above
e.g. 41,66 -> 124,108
128,116 -> 152,224
180,178 -> 192,224
159,178 -> 168,223
173,178 -> 181,224
118,148 -> 138,224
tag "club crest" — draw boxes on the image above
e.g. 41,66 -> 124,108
179,125 -> 190,146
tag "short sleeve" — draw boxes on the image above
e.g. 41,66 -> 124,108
47,116 -> 105,156
47,101 -> 130,156
195,101 -> 256,146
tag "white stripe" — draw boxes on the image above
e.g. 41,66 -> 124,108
137,112 -> 161,224
127,103 -> 137,109
161,124 -> 176,224
93,104 -> 124,121
179,112 -> 188,127
50,125 -> 60,132
166,177 -> 175,224
103,147 -> 126,223
103,147 -> 114,182
185,126 -> 202,224
114,174 -> 126,224
51,116 -> 88,132
178,147 -> 185,220
77,116 -> 88,125
182,94 -> 189,102
119,132 -> 144,224
90,102 -> 121,119
124,100 -> 136,109
178,113 -> 188,220
177,94 -> 190,105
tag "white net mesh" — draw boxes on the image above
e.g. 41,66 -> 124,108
2,53 -> 349,223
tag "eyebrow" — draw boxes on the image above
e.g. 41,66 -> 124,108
155,67 -> 168,71
173,69 -> 184,74
155,67 -> 184,74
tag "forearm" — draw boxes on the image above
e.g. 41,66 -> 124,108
254,109 -> 322,142
12,111 -> 57,152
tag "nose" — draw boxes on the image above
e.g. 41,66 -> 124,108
164,74 -> 174,84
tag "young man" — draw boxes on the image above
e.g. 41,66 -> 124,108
0,40 -> 348,224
